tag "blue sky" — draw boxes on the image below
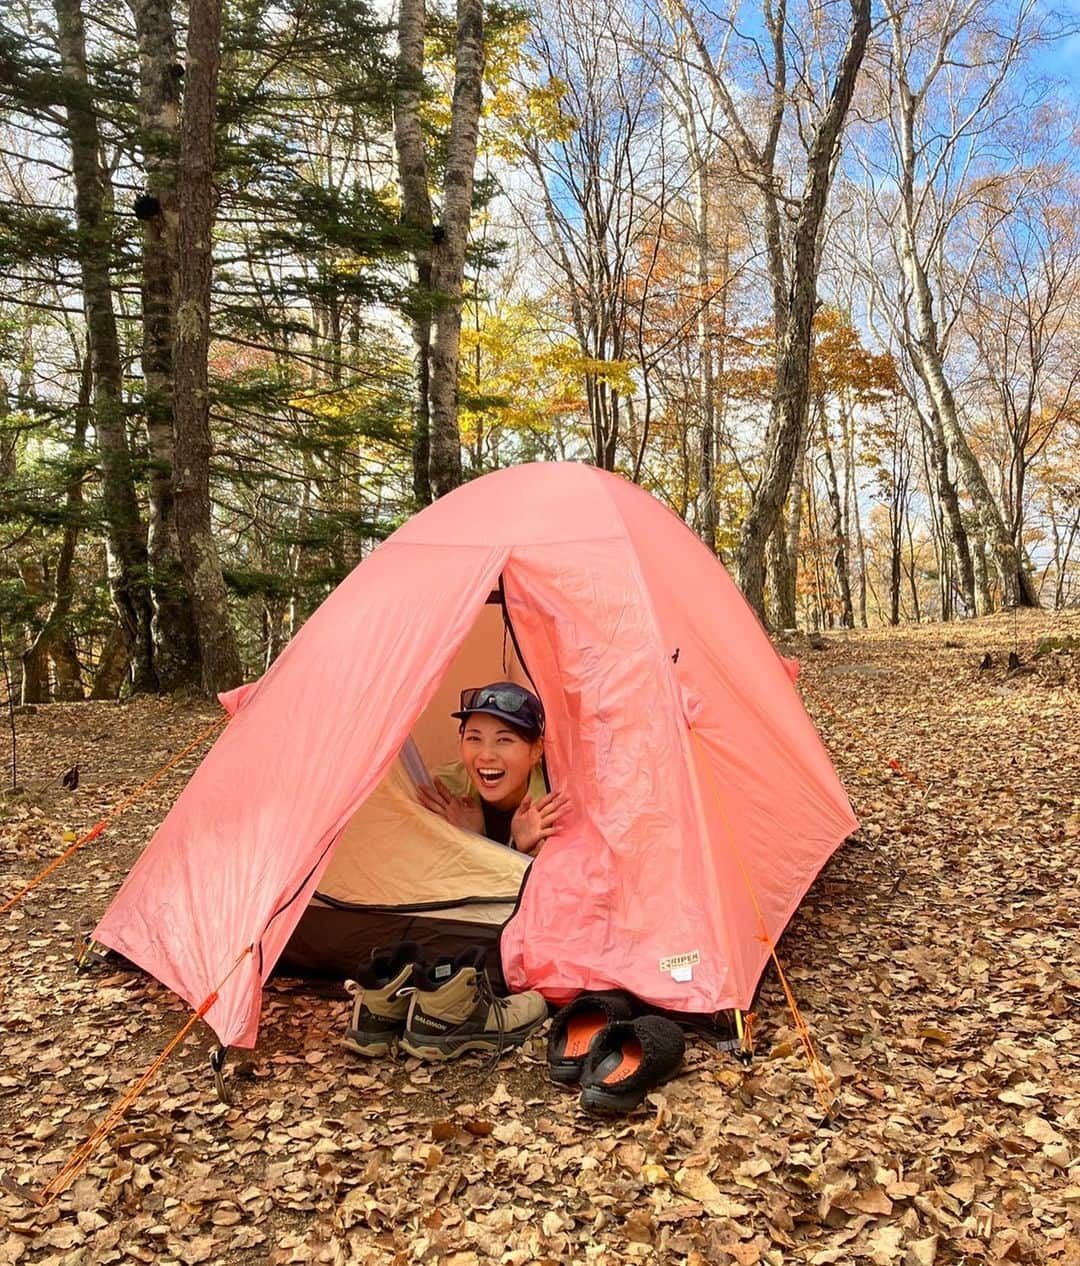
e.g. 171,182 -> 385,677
1036,0 -> 1080,89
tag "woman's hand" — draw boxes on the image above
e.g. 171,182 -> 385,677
417,777 -> 485,835
510,790 -> 571,855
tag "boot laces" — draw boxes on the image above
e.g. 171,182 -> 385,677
474,970 -> 509,1076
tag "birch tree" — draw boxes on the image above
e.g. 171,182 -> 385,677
663,29 -> 725,548
673,0 -> 872,623
874,0 -> 1049,608
394,0 -> 485,501
965,172 -> 1080,566
831,170 -> 981,615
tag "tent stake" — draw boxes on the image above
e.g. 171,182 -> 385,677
209,1045 -> 231,1105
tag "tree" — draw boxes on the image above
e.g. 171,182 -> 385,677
393,0 -> 486,501
129,0 -> 202,689
808,308 -> 899,628
53,0 -> 159,690
504,0 -> 673,473
172,0 -> 242,692
965,171 -> 1080,571
873,0 -> 1051,609
673,0 -> 872,623
831,148 -> 981,617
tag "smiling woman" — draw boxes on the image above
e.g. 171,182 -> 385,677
417,682 -> 572,854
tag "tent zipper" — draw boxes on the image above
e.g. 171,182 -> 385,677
311,892 -> 519,915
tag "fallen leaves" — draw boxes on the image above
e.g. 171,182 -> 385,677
1,618 -> 1079,1263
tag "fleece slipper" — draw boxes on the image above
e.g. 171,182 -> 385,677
546,991 -> 637,1085
578,1015 -> 685,1114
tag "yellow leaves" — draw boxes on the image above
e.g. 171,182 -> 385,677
287,384 -> 373,422
457,304 -> 574,440
487,79 -> 577,157
536,343 -> 636,398
457,307 -> 636,444
810,305 -> 900,404
420,20 -> 571,162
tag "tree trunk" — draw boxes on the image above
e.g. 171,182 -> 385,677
820,410 -> 854,628
18,558 -> 50,704
889,506 -> 902,626
90,623 -> 131,699
680,87 -> 718,551
921,406 -> 976,616
734,0 -> 871,620
172,0 -> 242,694
130,0 -> 202,689
840,395 -> 868,626
392,0 -> 434,506
771,400 -> 811,629
767,524 -> 795,630
21,360 -> 91,702
890,51 -> 1037,611
427,0 -> 483,498
918,414 -> 950,620
54,0 -> 158,692
972,533 -> 991,614
393,0 -> 480,502
905,288 -> 1037,609
905,502 -> 921,622
806,475 -> 829,628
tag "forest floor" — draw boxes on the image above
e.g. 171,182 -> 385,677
1,610 -> 1078,1266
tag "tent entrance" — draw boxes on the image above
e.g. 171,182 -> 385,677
277,584 -> 535,984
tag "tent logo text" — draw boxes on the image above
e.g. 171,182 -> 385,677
659,950 -> 701,973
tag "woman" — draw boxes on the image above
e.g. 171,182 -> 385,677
417,682 -> 571,854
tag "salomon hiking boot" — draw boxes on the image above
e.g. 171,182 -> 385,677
342,941 -> 425,1057
400,948 -> 548,1060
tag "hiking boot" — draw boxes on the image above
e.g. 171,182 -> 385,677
342,941 -> 425,1057
399,948 -> 548,1060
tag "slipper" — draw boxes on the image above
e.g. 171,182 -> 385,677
546,991 -> 636,1085
578,1015 -> 685,1114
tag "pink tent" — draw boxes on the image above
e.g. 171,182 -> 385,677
95,463 -> 856,1048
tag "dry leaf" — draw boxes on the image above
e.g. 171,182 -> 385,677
853,1187 -> 894,1215
2,628 -> 1076,1266
1022,1116 -> 1065,1146
904,1235 -> 938,1266
868,1224 -> 905,1264
674,1167 -> 750,1218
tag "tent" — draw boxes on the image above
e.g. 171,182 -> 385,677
94,462 -> 857,1050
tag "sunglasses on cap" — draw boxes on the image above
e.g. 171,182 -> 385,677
454,684 -> 545,735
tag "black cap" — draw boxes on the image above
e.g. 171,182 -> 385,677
451,682 -> 545,740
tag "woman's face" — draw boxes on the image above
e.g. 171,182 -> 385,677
459,712 -> 542,811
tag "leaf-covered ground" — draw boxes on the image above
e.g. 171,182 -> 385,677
1,612 -> 1078,1266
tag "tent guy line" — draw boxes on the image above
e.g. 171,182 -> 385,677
799,678 -> 928,791
0,713 -> 228,918
32,943 -> 257,1209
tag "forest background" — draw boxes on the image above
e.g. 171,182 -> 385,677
1,0 -> 1078,700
